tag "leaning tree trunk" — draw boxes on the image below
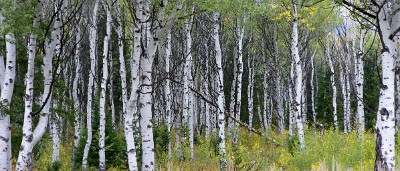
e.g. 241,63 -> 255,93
82,0 -> 99,169
291,0 -> 305,149
16,2 -> 42,170
213,12 -> 227,170
116,0 -> 139,169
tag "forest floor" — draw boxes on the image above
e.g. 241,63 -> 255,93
29,127 -> 400,171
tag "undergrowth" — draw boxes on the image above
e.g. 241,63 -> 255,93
26,127 -> 400,170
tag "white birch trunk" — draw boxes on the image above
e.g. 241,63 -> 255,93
248,55 -> 255,131
311,51 -> 317,135
326,35 -> 338,130
16,2 -> 42,170
109,49 -> 115,129
213,12 -> 227,170
72,17 -> 82,167
235,18 -> 245,127
291,0 -> 305,149
32,1 -> 63,148
273,25 -> 284,133
356,28 -> 366,135
228,47 -> 237,137
116,0 -> 138,169
182,13 -> 194,159
262,42 -> 269,132
99,3 -> 112,170
288,85 -> 294,138
301,76 -> 307,123
374,2 -> 398,169
82,0 -> 99,169
165,30 -> 172,168
0,32 -> 16,171
0,54 -> 4,89
345,40 -> 352,133
257,95 -> 264,130
140,0 -> 155,169
205,56 -> 211,139
51,101 -> 60,163
339,60 -> 347,134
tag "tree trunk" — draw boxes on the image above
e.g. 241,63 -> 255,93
228,45 -> 237,138
71,17 -> 82,169
374,2 -> 398,169
234,18 -> 245,142
16,2 -> 43,170
356,28 -> 366,136
248,55 -> 255,132
99,2 -> 112,170
205,55 -> 211,139
82,0 -> 99,169
339,58 -> 347,134
291,0 -> 305,149
311,50 -> 317,136
0,31 -> 16,171
262,40 -> 269,133
165,30 -> 172,170
213,12 -> 227,170
51,101 -> 60,163
182,13 -> 194,159
326,34 -> 338,130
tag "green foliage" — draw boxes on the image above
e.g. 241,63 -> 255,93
153,124 -> 170,167
74,92 -> 127,170
47,160 -> 62,171
155,128 -> 384,170
0,1 -> 39,35
290,130 -> 375,170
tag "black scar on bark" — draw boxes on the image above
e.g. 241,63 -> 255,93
381,84 -> 388,90
0,136 -> 8,142
380,108 -> 390,121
